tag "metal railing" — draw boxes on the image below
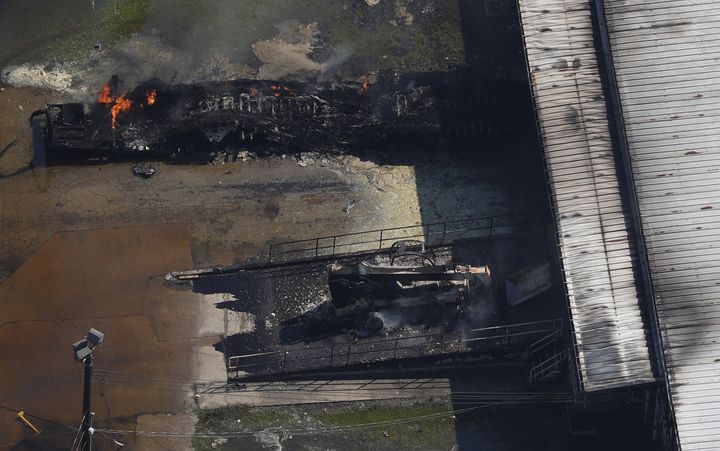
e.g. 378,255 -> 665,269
529,350 -> 567,383
227,318 -> 562,378
267,212 -> 540,263
166,212 -> 542,281
526,326 -> 563,357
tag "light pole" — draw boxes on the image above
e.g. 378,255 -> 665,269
72,328 -> 104,451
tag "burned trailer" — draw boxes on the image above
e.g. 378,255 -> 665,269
30,73 -> 512,165
279,243 -> 494,344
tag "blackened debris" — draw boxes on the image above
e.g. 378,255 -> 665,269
32,71 -> 523,165
342,200 -> 357,213
132,161 -> 157,178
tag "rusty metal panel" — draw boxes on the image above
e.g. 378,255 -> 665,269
517,0 -> 655,392
604,0 -> 720,448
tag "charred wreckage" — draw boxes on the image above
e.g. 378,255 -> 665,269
30,73 -> 514,165
179,240 -> 558,380
280,241 -> 494,344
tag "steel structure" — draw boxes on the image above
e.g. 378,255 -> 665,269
227,319 -> 563,379
167,213 -> 540,281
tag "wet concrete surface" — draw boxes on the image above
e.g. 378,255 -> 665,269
0,225 -> 208,449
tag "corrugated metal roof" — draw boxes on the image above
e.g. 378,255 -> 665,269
517,0 -> 655,392
603,1 -> 720,449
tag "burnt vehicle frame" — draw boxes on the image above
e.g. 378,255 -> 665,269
30,71 -> 518,165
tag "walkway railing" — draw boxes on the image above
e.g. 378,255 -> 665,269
227,318 -> 562,378
267,212 -> 539,263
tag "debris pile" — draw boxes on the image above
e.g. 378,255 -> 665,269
132,161 -> 157,178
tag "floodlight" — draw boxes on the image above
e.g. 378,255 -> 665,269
73,339 -> 88,354
73,340 -> 92,362
87,328 -> 104,348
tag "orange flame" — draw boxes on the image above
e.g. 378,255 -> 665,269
97,83 -> 114,104
249,87 -> 258,97
270,84 -> 282,97
111,94 -> 132,129
96,83 -> 134,129
361,81 -> 369,92
146,90 -> 157,106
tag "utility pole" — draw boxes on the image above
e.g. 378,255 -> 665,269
82,353 -> 93,451
73,328 -> 104,451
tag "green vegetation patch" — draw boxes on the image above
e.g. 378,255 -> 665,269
194,405 -> 298,451
97,0 -> 150,42
196,405 -> 297,432
41,0 -> 150,62
314,400 -> 456,449
320,0 -> 465,73
194,399 -> 457,451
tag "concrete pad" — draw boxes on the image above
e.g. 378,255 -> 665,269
135,411 -> 196,451
197,378 -> 451,409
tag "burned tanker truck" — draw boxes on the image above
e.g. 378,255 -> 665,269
30,73 -> 510,165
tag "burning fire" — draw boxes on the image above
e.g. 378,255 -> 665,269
249,87 -> 258,97
97,83 -> 114,104
111,95 -> 132,129
270,84 -> 291,97
96,83 -> 156,129
361,81 -> 369,92
146,90 -> 157,106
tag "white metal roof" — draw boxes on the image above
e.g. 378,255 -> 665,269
603,1 -> 720,449
517,0 -> 655,392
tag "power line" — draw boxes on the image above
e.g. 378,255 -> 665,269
70,413 -> 87,451
91,369 -> 623,400
93,368 -> 226,385
0,372 -> 82,401
88,369 -> 629,406
0,403 -> 77,432
95,393 -> 637,441
97,405 -> 487,438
